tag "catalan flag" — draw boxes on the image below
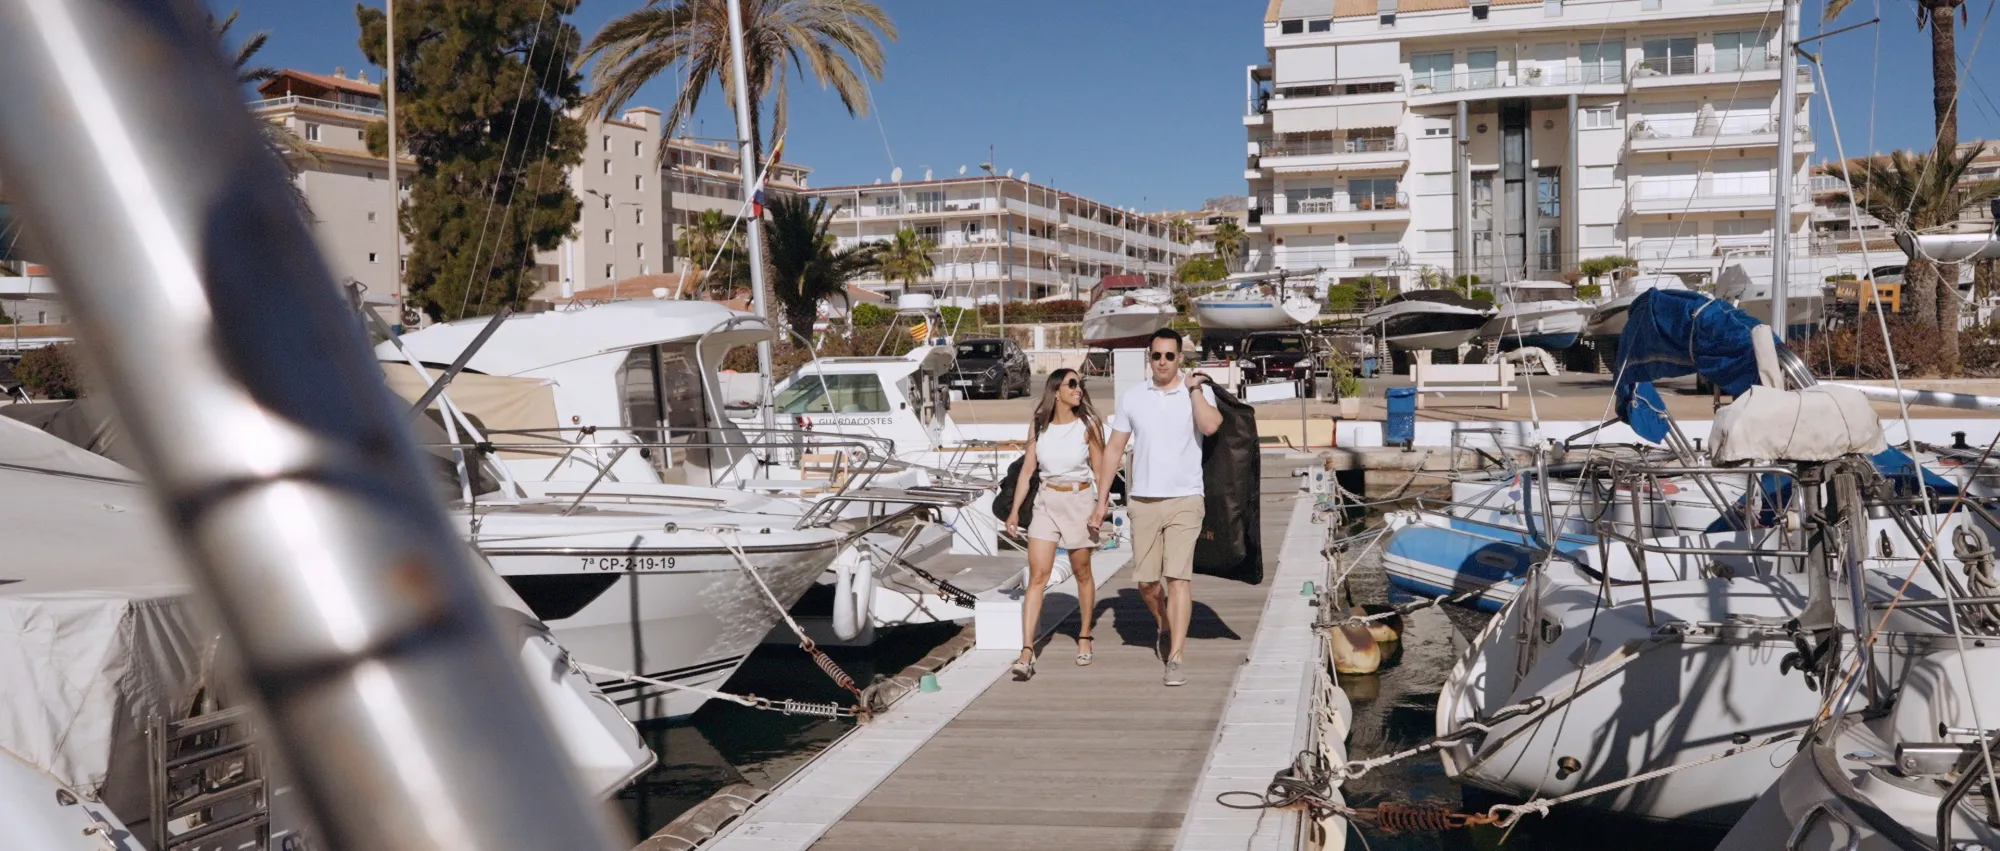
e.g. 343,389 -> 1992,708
908,321 -> 929,342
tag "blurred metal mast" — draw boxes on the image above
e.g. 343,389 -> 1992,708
1771,0 -> 1799,339
726,0 -> 776,428
386,0 -> 402,325
0,1 -> 617,849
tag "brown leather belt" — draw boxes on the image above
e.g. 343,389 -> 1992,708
1042,481 -> 1093,492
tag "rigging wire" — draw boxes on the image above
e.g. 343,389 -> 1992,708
455,0 -> 555,319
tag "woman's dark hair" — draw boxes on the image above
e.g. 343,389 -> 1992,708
1031,367 -> 1104,451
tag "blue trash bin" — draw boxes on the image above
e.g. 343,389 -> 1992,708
1385,387 -> 1417,447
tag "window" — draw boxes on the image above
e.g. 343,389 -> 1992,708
914,222 -> 943,243
913,190 -> 946,213
1543,0 -> 1561,16
635,208 -> 644,225
1714,30 -> 1771,73
605,264 -> 614,279
1467,50 -> 1498,89
368,252 -> 379,263
1536,229 -> 1561,271
399,178 -> 410,191
1470,172 -> 1495,220
1641,36 -> 1697,76
775,374 -> 891,414
873,194 -> 901,216
602,135 -> 610,152
601,194 -> 610,209
1425,125 -> 1452,137
1308,18 -> 1331,32
602,160 -> 611,175
1472,1 -> 1489,19
1378,0 -> 1396,25
1582,106 -> 1617,128
633,140 -> 642,157
368,171 -> 378,181
1535,168 -> 1561,218
367,211 -> 378,223
1280,19 -> 1304,34
1411,52 -> 1453,91
636,243 -> 645,259
1582,165 -> 1615,187
1349,178 -> 1400,209
605,229 -> 614,244
304,123 -> 321,142
1581,40 -> 1623,83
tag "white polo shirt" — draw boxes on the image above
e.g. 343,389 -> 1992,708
1113,378 -> 1215,498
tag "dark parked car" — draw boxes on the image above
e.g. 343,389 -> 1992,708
1237,331 -> 1316,397
948,338 -> 1032,399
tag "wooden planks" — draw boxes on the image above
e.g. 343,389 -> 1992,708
811,478 -> 1298,851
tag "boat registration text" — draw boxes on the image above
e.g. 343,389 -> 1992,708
581,556 -> 680,571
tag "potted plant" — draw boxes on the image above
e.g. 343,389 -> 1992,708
1412,82 -> 1433,92
1336,371 -> 1365,419
1525,67 -> 1543,81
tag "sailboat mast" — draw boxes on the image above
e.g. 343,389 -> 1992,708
725,0 -> 774,428
1771,0 -> 1799,339
386,0 -> 400,327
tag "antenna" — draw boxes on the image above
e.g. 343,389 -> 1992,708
890,166 -> 903,183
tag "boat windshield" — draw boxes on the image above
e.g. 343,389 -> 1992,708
774,373 -> 891,414
1503,286 -> 1575,304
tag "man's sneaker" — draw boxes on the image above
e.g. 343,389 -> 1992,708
1164,659 -> 1187,687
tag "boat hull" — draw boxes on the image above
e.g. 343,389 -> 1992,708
1193,297 -> 1319,331
1584,295 -> 1636,338
1481,304 -> 1589,350
1083,305 -> 1175,349
483,539 -> 841,720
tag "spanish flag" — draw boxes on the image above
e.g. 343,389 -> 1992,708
908,321 -> 929,342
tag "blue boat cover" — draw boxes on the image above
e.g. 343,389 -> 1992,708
1614,290 -> 1766,442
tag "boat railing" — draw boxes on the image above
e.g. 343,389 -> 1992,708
424,425 -> 904,529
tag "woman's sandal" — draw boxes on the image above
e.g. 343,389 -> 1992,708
1010,646 -> 1035,681
1075,636 -> 1094,666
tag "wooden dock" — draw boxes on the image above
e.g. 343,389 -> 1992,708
711,466 -> 1316,851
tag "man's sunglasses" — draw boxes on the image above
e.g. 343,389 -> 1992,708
1149,350 -> 1179,362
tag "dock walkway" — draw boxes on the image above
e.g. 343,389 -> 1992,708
711,467 -> 1311,851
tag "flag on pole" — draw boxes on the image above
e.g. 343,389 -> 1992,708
908,321 -> 929,342
752,188 -> 766,217
750,136 -> 786,217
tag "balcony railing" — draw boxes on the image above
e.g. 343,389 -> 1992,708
1520,65 -> 1627,86
1410,65 -> 1623,94
1628,118 -> 1810,143
1627,179 -> 1814,206
246,94 -> 385,118
1261,134 -> 1408,158
1278,246 -> 1410,268
1289,192 -> 1410,215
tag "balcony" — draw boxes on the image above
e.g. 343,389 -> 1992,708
1625,180 -> 1814,215
1274,244 -> 1410,271
1627,118 -> 1811,153
1262,192 -> 1411,226
246,94 -> 384,118
1407,65 -> 1624,105
1257,135 -> 1409,173
1628,55 -> 1813,90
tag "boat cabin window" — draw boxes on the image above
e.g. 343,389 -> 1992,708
774,374 -> 891,414
1505,286 -> 1575,304
905,369 -> 949,428
620,343 -> 711,450
957,341 -> 1005,359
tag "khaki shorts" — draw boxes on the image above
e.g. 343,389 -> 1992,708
1028,485 -> 1101,550
1129,495 -> 1204,584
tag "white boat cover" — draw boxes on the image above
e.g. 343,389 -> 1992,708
1711,385 -> 1886,463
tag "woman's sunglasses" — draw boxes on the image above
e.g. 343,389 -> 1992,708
1061,378 -> 1080,389
1150,350 -> 1179,362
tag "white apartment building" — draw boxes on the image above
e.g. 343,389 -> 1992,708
807,176 -> 1191,302
252,69 -> 812,305
1243,0 -> 1813,289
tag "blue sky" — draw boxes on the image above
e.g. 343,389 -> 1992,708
217,0 -> 1997,211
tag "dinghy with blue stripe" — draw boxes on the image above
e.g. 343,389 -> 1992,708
1383,516 -> 1594,612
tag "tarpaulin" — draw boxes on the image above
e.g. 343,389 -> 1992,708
1614,289 -> 1766,442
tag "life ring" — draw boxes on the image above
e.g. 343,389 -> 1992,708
831,547 -> 876,641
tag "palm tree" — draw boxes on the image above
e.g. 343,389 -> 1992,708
675,208 -> 739,296
1168,217 -> 1194,245
1828,0 -> 1965,155
760,194 -> 875,343
1210,219 -> 1247,271
873,227 -> 936,295
213,9 -> 319,219
579,0 -> 895,167
1839,144 -> 2000,372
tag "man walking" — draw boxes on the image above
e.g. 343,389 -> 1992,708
1092,328 -> 1220,686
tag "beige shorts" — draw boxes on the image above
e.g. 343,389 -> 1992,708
1129,495 -> 1204,584
1028,484 -> 1101,550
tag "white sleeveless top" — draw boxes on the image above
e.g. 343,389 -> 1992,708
1035,419 -> 1093,484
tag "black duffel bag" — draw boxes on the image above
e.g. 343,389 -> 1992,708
991,456 -> 1041,527
1192,383 -> 1263,584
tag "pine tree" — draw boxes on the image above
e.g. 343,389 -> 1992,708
358,0 -> 586,321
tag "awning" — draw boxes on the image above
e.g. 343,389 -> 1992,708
381,367 -> 565,459
1272,102 -> 1404,134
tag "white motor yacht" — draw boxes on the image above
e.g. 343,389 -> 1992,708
1478,280 -> 1593,351
1714,251 -> 1828,338
1363,289 -> 1495,351
1083,274 -> 1177,349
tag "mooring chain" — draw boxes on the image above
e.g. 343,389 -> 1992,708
1333,697 -> 1547,780
1215,750 -> 1501,833
710,527 -> 873,720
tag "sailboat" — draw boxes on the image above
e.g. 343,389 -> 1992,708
1190,268 -> 1322,334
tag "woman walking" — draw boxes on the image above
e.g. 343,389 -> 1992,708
1004,368 -> 1105,680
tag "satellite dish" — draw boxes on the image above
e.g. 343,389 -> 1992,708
891,167 -> 904,183
873,178 -> 882,185
923,168 -> 933,181
1005,169 -> 1014,178
1021,172 -> 1030,183
958,165 -> 967,176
